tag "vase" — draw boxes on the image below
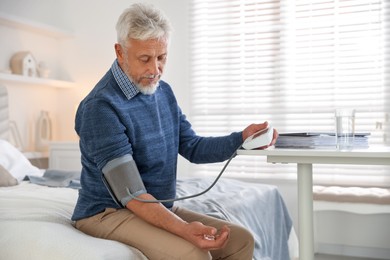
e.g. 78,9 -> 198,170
35,110 -> 52,152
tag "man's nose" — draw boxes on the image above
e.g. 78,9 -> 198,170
148,59 -> 160,75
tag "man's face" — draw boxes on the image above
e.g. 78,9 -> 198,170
115,38 -> 168,95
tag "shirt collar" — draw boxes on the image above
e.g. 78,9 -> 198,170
111,60 -> 139,100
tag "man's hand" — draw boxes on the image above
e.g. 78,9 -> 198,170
181,221 -> 230,251
242,121 -> 278,148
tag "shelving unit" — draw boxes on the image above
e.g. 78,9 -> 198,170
0,12 -> 75,88
49,142 -> 81,171
0,73 -> 76,89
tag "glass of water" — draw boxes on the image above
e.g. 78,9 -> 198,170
335,108 -> 355,150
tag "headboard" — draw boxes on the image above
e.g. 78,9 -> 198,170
0,84 -> 9,141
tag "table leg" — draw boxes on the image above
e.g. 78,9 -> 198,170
297,163 -> 314,260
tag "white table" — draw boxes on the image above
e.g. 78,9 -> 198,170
237,147 -> 390,260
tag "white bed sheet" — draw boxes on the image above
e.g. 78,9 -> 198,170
0,179 -> 298,260
0,182 -> 147,260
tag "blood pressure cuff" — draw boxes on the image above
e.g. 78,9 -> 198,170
102,154 -> 147,207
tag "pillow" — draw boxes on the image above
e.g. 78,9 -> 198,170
0,164 -> 18,187
0,139 -> 42,182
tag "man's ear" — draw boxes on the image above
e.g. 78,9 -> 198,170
115,43 -> 124,61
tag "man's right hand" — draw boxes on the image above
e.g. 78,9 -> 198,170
182,221 -> 230,250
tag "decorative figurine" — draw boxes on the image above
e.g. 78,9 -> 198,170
10,51 -> 38,77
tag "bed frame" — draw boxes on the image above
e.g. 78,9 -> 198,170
0,84 -> 9,140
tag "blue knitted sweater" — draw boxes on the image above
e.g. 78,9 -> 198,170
71,61 -> 242,221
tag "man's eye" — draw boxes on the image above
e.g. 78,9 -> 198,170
140,57 -> 149,63
158,55 -> 167,61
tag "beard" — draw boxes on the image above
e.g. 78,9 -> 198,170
133,77 -> 160,95
122,59 -> 160,95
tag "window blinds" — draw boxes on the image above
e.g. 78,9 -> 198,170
189,0 -> 390,187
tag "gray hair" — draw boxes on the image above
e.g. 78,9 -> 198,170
116,3 -> 172,46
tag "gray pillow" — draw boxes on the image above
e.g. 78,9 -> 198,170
0,164 -> 18,187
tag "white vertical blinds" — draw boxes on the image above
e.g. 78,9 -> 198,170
189,0 -> 390,187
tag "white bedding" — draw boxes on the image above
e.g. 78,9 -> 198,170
0,181 -> 148,260
0,178 -> 298,260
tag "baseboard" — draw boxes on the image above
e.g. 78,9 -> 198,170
316,243 -> 390,259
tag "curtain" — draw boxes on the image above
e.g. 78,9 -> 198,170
189,0 -> 390,187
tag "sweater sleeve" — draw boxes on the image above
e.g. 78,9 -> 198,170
178,111 -> 243,164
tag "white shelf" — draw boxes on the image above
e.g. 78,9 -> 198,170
0,73 -> 76,89
0,13 -> 75,88
0,12 -> 73,39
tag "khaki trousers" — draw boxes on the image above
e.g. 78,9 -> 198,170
75,207 -> 254,260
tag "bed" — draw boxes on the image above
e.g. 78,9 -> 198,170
0,84 -> 298,260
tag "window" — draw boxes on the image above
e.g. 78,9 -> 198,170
189,0 -> 390,186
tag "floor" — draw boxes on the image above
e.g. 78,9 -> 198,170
315,254 -> 383,260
